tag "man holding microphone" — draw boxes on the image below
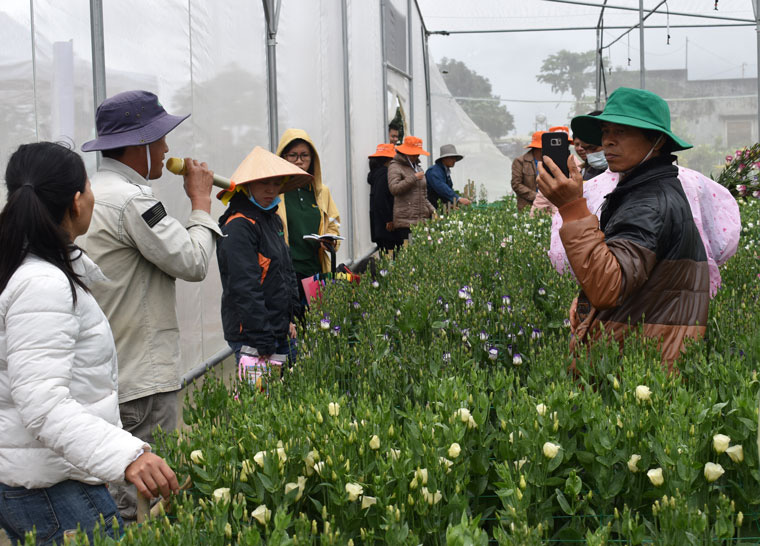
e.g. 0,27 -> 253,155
80,90 -> 221,522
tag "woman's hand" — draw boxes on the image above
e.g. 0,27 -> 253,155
537,156 -> 583,209
415,171 -> 425,180
569,297 -> 580,331
289,322 -> 297,339
125,452 -> 179,500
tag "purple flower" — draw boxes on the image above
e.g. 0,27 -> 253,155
502,295 -> 511,305
320,318 -> 331,330
465,299 -> 474,308
479,331 -> 488,341
538,288 -> 546,296
488,347 -> 498,360
532,329 -> 542,339
512,353 -> 523,366
486,301 -> 493,312
726,155 -> 734,163
443,352 -> 451,362
332,326 -> 341,336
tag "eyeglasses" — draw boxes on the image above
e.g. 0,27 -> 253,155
285,152 -> 312,163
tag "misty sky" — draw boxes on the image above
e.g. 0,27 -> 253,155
419,0 -> 758,138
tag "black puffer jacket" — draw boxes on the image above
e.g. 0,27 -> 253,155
217,193 -> 299,355
560,154 -> 709,366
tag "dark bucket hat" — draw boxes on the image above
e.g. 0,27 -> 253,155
570,87 -> 692,151
82,90 -> 189,152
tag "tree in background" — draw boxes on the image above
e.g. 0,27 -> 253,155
438,57 -> 514,141
537,50 -> 596,114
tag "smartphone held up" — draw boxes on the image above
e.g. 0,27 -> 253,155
541,132 -> 570,178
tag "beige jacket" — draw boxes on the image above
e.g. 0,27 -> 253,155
387,153 -> 435,229
275,129 -> 341,274
79,158 -> 222,403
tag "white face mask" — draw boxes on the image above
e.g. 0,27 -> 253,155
587,150 -> 608,170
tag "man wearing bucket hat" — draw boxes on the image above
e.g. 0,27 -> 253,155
79,90 -> 222,520
425,144 -> 471,209
387,136 -> 436,242
216,147 -> 311,363
511,131 -> 544,211
537,87 -> 709,368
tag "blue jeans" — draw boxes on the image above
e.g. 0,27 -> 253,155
0,480 -> 122,545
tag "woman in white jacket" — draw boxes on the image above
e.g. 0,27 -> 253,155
0,142 -> 178,544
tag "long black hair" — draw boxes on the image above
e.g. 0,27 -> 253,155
0,142 -> 89,304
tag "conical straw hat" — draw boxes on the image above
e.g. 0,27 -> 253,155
216,146 -> 312,200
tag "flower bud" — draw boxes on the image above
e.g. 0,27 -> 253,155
536,403 -> 547,416
190,450 -> 204,464
369,435 -> 381,450
328,402 -> 340,417
448,442 -> 461,459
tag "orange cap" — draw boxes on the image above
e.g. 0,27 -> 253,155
369,143 -> 396,158
525,131 -> 545,149
395,136 -> 430,156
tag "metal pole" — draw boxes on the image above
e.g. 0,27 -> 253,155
639,0 -> 645,89
421,32 -> 433,158
407,0 -> 414,134
755,0 -> 760,143
380,0 -> 388,139
340,0 -> 355,258
89,0 -> 106,167
263,0 -> 281,152
595,26 -> 602,110
30,0 -> 40,140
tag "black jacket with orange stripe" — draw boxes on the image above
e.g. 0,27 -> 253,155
217,192 -> 300,355
559,154 -> 709,367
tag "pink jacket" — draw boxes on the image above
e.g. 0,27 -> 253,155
548,166 -> 741,298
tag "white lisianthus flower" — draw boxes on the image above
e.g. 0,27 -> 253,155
647,467 -> 664,487
704,462 -> 725,483
251,504 -> 271,525
726,444 -> 744,463
285,482 -> 300,499
389,448 -> 401,461
627,454 -> 641,473
361,495 -> 377,509
225,522 -> 232,538
542,442 -> 560,459
421,487 -> 442,505
328,402 -> 340,417
190,450 -> 204,464
415,467 -> 429,485
439,457 -> 453,473
536,403 -> 547,416
313,461 -> 325,476
713,434 -> 731,454
254,450 -> 266,467
369,435 -> 381,450
345,482 -> 364,501
448,443 -> 461,459
467,415 -> 478,429
634,385 -> 651,402
213,487 -> 231,504
455,408 -> 471,422
276,447 -> 287,464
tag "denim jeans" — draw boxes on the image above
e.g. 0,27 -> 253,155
0,480 -> 122,545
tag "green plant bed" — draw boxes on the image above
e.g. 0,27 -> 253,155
59,197 -> 760,545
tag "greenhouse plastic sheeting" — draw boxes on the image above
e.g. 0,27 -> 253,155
0,0 -> 511,375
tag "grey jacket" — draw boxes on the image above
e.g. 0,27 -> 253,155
387,153 -> 435,229
79,158 -> 221,403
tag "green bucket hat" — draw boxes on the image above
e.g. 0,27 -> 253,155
570,87 -> 692,151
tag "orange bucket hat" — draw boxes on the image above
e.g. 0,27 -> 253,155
549,125 -> 572,140
369,143 -> 396,158
395,136 -> 430,156
525,131 -> 545,149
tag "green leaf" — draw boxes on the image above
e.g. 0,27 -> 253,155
555,488 -> 574,515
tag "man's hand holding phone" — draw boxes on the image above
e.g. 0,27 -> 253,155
536,155 -> 583,209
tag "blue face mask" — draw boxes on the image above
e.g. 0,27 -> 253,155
249,194 -> 281,210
